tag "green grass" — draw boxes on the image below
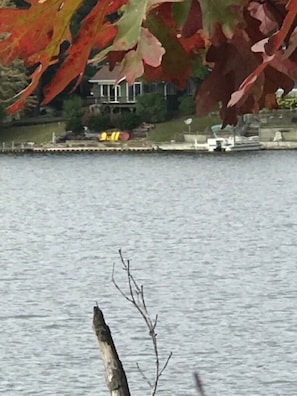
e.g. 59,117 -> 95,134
1,114 -> 222,144
0,121 -> 65,144
1,109 -> 295,145
149,114 -> 222,142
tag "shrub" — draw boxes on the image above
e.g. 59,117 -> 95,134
136,93 -> 167,123
63,96 -> 83,134
114,112 -> 142,130
0,104 -> 6,123
88,114 -> 113,132
178,95 -> 195,116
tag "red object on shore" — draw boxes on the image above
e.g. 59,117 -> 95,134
120,132 -> 130,141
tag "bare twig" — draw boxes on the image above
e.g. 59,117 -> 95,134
112,249 -> 172,396
136,362 -> 153,388
194,372 -> 206,396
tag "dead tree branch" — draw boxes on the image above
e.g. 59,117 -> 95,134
93,304 -> 131,396
112,249 -> 172,396
194,373 -> 206,396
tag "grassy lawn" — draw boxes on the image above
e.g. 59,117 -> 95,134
1,107 -> 296,146
3,111 -> 294,145
0,121 -> 65,144
0,114 -> 223,144
149,113 -> 222,142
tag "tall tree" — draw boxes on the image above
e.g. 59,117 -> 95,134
0,1 -> 297,126
0,61 -> 27,102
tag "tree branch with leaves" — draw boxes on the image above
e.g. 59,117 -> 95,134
0,0 -> 28,103
1,1 -> 297,125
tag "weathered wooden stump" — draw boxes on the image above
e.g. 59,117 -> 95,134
93,305 -> 131,396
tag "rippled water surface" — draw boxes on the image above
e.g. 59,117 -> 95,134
1,151 -> 297,395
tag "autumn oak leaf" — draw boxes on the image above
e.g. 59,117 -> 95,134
116,28 -> 165,85
1,0 -> 297,125
113,0 -> 183,51
228,0 -> 297,110
42,0 -> 119,105
199,0 -> 246,37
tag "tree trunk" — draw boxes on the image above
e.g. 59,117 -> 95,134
93,305 -> 131,396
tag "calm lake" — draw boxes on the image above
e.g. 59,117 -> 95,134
1,150 -> 297,396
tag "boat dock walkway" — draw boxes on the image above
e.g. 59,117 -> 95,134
1,143 -> 157,154
33,145 -> 155,153
2,141 -> 297,154
261,141 -> 297,150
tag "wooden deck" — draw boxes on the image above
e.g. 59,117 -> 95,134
33,145 -> 155,153
0,144 -> 156,154
2,140 -> 297,155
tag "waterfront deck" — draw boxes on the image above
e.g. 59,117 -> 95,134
2,140 -> 297,154
0,143 -> 156,154
33,145 -> 155,153
260,141 -> 297,149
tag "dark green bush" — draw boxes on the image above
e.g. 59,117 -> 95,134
136,93 -> 167,123
178,95 -> 195,116
63,96 -> 83,134
0,104 -> 6,123
88,114 -> 113,131
114,112 -> 142,130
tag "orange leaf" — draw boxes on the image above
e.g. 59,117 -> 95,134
0,1 -> 81,65
42,0 -> 119,104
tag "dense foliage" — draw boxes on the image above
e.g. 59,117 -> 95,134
88,113 -> 113,132
0,103 -> 6,122
115,112 -> 143,131
136,93 -> 167,123
1,1 -> 297,126
63,96 -> 84,133
178,95 -> 195,115
0,0 -> 28,110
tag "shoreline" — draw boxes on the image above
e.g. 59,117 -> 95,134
2,140 -> 297,154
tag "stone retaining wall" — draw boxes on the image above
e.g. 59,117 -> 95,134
260,128 -> 297,142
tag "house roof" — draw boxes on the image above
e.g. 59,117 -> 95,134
89,64 -> 121,83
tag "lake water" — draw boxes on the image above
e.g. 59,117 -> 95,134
1,150 -> 297,396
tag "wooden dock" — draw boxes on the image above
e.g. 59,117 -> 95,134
1,143 -> 34,154
0,143 -> 156,154
2,140 -> 297,154
261,141 -> 297,150
33,145 -> 155,153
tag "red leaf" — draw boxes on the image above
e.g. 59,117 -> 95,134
42,0 -> 125,104
181,0 -> 202,38
227,0 -> 297,111
265,0 -> 297,56
248,1 -> 278,35
1,0 -> 297,126
196,36 -> 262,126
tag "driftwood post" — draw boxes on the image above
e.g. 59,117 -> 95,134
93,305 -> 131,396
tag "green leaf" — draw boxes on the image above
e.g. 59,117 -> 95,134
172,0 -> 192,30
145,12 -> 192,88
199,0 -> 246,36
113,0 -> 183,50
